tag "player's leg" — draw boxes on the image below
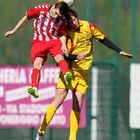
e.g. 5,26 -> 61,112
69,71 -> 88,140
69,90 -> 85,140
36,88 -> 68,140
27,56 -> 43,98
55,54 -> 72,85
28,41 -> 48,98
49,39 -> 72,85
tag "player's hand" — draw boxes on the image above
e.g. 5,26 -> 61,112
4,30 -> 15,37
77,52 -> 85,60
61,45 -> 68,57
119,51 -> 133,59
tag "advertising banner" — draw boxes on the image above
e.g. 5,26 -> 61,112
0,66 -> 86,128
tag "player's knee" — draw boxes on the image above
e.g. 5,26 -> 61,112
58,91 -> 66,102
34,57 -> 43,69
54,54 -> 64,63
54,89 -> 67,106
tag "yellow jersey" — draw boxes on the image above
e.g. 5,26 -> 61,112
67,20 -> 105,71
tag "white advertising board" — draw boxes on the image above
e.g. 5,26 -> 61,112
130,64 -> 140,128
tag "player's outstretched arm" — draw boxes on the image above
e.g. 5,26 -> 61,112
5,15 -> 29,37
99,37 -> 133,59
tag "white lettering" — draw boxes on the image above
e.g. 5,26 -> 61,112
40,68 -> 60,83
0,68 -> 27,84
0,115 -> 39,125
0,86 -> 4,97
6,104 -> 18,113
51,115 -> 66,125
29,68 -> 60,84
0,105 -> 1,113
19,104 -> 47,114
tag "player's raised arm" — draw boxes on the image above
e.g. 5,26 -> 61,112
5,15 -> 29,37
99,37 -> 133,59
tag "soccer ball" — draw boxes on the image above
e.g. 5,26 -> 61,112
63,0 -> 74,6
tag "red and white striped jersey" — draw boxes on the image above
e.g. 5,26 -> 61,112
26,3 -> 67,42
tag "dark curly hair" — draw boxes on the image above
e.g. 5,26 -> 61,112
65,8 -> 78,21
55,2 -> 70,16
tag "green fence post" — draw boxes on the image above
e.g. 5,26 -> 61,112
130,1 -> 138,140
131,0 -> 137,63
30,127 -> 35,140
110,65 -> 118,140
86,1 -> 94,140
110,0 -> 119,140
86,69 -> 93,140
48,128 -> 53,140
113,0 -> 119,65
86,0 -> 94,22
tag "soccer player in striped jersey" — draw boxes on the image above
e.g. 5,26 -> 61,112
35,9 -> 133,140
5,2 -> 72,98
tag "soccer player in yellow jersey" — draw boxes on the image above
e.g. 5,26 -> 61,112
36,9 -> 133,140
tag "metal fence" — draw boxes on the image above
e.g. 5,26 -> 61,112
87,63 -> 131,140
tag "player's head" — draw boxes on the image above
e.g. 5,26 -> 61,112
57,0 -> 74,6
67,9 -> 79,30
50,2 -> 69,18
